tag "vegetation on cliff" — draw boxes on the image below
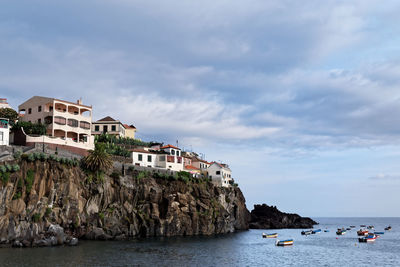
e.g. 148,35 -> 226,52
0,154 -> 249,247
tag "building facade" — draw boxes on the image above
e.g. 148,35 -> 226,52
92,116 -> 126,137
0,98 -> 10,109
123,124 -> 136,139
208,162 -> 233,187
18,96 -> 94,152
156,144 -> 184,171
0,118 -> 9,146
131,148 -> 161,168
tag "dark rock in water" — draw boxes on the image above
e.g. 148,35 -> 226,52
249,204 -> 317,229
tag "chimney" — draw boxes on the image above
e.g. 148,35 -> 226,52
77,98 -> 82,105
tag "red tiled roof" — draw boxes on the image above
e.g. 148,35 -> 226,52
123,124 -> 136,129
98,116 -> 117,122
161,144 -> 180,150
185,165 -> 200,170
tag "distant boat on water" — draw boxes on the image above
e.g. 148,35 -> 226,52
357,229 -> 369,236
276,239 -> 294,246
385,226 -> 392,231
359,234 -> 377,243
374,232 -> 384,235
301,230 -> 313,235
262,233 -> 278,238
312,229 -> 321,234
336,228 -> 346,235
360,225 -> 366,227
350,226 -> 356,228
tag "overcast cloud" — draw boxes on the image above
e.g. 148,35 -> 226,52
1,0 -> 400,216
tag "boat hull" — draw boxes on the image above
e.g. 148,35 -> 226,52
276,240 -> 294,246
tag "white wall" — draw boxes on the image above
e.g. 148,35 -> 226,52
208,163 -> 232,187
0,127 -> 9,146
132,151 -> 158,168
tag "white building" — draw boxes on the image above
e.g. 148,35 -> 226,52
158,144 -> 184,172
208,162 -> 233,187
0,118 -> 9,146
0,98 -> 10,109
92,116 -> 127,137
131,148 -> 160,168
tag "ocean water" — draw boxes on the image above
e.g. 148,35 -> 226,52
0,218 -> 398,267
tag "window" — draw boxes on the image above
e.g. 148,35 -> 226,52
159,155 -> 166,161
80,121 -> 91,130
28,108 -> 32,114
112,125 -> 116,131
38,119 -> 41,124
171,150 -> 175,155
54,116 -> 66,125
148,155 -> 152,162
38,106 -> 42,112
138,154 -> 143,161
68,119 -> 79,127
177,151 -> 180,156
95,125 -> 99,131
103,125 -> 108,133
216,171 -> 220,175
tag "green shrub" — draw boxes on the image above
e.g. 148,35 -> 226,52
32,213 -> 41,222
1,172 -> 10,184
137,171 -> 147,180
33,152 -> 41,161
12,191 -> 21,200
0,165 -> 6,173
45,207 -> 52,217
13,151 -> 22,160
99,212 -> 105,221
5,164 -> 12,172
128,166 -> 135,172
21,153 -> 29,160
40,153 -> 48,161
26,169 -> 35,194
12,164 -> 20,172
27,153 -> 35,162
49,155 -> 56,161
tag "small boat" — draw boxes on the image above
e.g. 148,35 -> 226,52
359,234 -> 377,243
367,225 -> 374,230
324,230 -> 330,232
336,229 -> 346,235
350,226 -> 356,228
360,225 -> 366,227
357,229 -> 369,236
374,232 -> 384,235
346,228 -> 351,231
312,229 -> 321,234
276,239 -> 294,246
301,230 -> 313,235
262,233 -> 278,238
385,226 -> 392,231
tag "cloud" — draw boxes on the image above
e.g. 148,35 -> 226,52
369,174 -> 400,180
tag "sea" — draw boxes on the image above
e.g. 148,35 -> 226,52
0,217 -> 398,267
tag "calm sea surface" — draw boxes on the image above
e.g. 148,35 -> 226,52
0,218 -> 399,266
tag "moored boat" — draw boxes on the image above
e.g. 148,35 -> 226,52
360,225 -> 366,227
276,239 -> 294,246
266,233 -> 278,238
301,230 -> 313,235
357,229 -> 369,236
324,229 -> 329,232
336,228 -> 346,235
367,225 -> 374,230
359,234 -> 377,243
312,229 -> 321,234
385,226 -> 392,231
374,232 -> 384,235
346,228 -> 351,231
350,226 -> 356,228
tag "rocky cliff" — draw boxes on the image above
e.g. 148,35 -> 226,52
0,160 -> 250,247
249,204 -> 317,229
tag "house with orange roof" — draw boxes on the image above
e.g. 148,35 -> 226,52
157,144 -> 184,171
208,162 -> 233,187
123,124 -> 136,139
131,148 -> 161,168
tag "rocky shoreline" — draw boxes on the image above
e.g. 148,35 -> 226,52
0,159 -> 249,247
249,204 -> 318,229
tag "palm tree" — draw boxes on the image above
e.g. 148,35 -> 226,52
82,143 -> 113,174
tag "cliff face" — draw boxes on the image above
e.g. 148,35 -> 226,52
249,204 -> 317,229
0,160 -> 250,247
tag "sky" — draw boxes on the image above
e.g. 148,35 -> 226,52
1,0 -> 400,217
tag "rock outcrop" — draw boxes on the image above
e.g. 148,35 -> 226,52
0,160 -> 250,247
249,204 -> 317,229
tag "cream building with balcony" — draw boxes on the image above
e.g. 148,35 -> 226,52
18,96 -> 94,152
92,116 -> 126,137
